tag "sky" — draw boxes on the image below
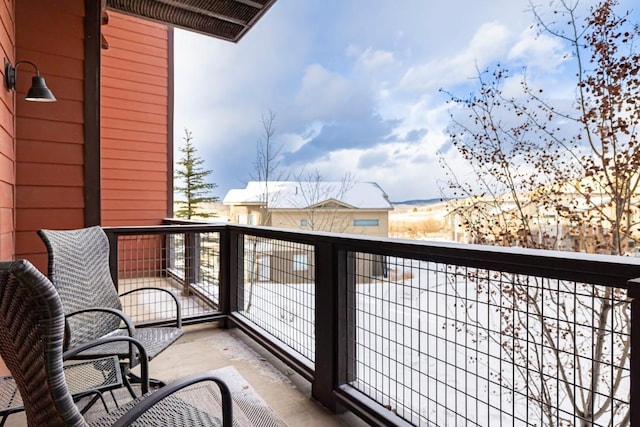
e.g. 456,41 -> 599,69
173,0 -> 638,203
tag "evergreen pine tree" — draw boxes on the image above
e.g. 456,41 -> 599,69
174,128 -> 218,219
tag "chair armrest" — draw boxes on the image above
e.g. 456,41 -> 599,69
63,336 -> 150,394
66,307 -> 136,337
64,308 -> 136,362
110,373 -> 232,427
119,287 -> 182,328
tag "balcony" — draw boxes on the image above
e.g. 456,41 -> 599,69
16,222 -> 640,426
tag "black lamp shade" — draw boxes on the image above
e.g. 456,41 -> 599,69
25,76 -> 56,102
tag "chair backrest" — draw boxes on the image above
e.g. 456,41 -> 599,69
38,226 -> 123,348
0,260 -> 87,427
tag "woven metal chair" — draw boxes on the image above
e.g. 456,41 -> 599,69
0,259 -> 232,427
38,226 -> 184,391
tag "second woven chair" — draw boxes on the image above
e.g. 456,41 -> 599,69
38,225 -> 184,391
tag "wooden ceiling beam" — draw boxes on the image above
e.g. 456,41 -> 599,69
154,0 -> 249,26
106,0 -> 278,42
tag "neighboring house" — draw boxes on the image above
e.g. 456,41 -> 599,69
0,0 -> 276,272
224,181 -> 394,283
223,181 -> 393,236
445,177 -> 640,253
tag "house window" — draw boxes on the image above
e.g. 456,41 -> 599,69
300,219 -> 308,227
353,219 -> 379,226
293,254 -> 308,271
258,256 -> 270,281
238,214 -> 257,225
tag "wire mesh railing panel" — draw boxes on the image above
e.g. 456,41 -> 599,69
236,235 -> 316,364
347,253 -> 631,426
116,231 -> 221,324
197,233 -> 223,305
106,225 -> 639,425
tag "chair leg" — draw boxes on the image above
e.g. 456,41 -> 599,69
77,392 -> 110,415
127,371 -> 166,389
122,374 -> 138,399
97,393 -> 110,413
108,389 -> 121,409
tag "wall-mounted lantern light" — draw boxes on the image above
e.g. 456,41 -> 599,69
4,59 -> 56,102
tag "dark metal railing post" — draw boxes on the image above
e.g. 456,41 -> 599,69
237,233 -> 245,312
218,227 -> 235,321
629,279 -> 640,426
183,232 -> 197,296
229,230 -> 243,314
314,241 -> 337,411
314,242 -> 355,412
340,251 -> 357,386
106,230 -> 120,291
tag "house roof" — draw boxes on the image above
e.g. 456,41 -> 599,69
223,181 -> 394,210
107,0 -> 278,42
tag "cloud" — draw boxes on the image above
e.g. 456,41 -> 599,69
390,98 -> 451,147
278,121 -> 323,153
405,128 -> 428,142
400,21 -> 512,91
508,27 -> 570,72
354,47 -> 396,71
294,64 -> 369,121
284,113 -> 400,164
358,150 -> 391,169
294,136 -> 451,202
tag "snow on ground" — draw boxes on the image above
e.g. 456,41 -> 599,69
233,259 -> 629,426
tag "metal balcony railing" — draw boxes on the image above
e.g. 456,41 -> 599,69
104,222 -> 640,427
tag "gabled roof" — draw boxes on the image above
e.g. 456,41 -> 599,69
223,181 -> 394,210
107,0 -> 278,42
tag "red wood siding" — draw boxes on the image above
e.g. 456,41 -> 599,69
14,0 -> 84,268
101,13 -> 170,226
0,0 -> 14,260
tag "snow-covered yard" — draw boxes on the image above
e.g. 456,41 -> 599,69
234,258 -> 630,426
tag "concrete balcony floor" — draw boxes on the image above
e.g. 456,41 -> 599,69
5,324 -> 366,426
145,323 -> 365,426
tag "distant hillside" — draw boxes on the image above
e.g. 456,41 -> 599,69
391,198 -> 443,206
